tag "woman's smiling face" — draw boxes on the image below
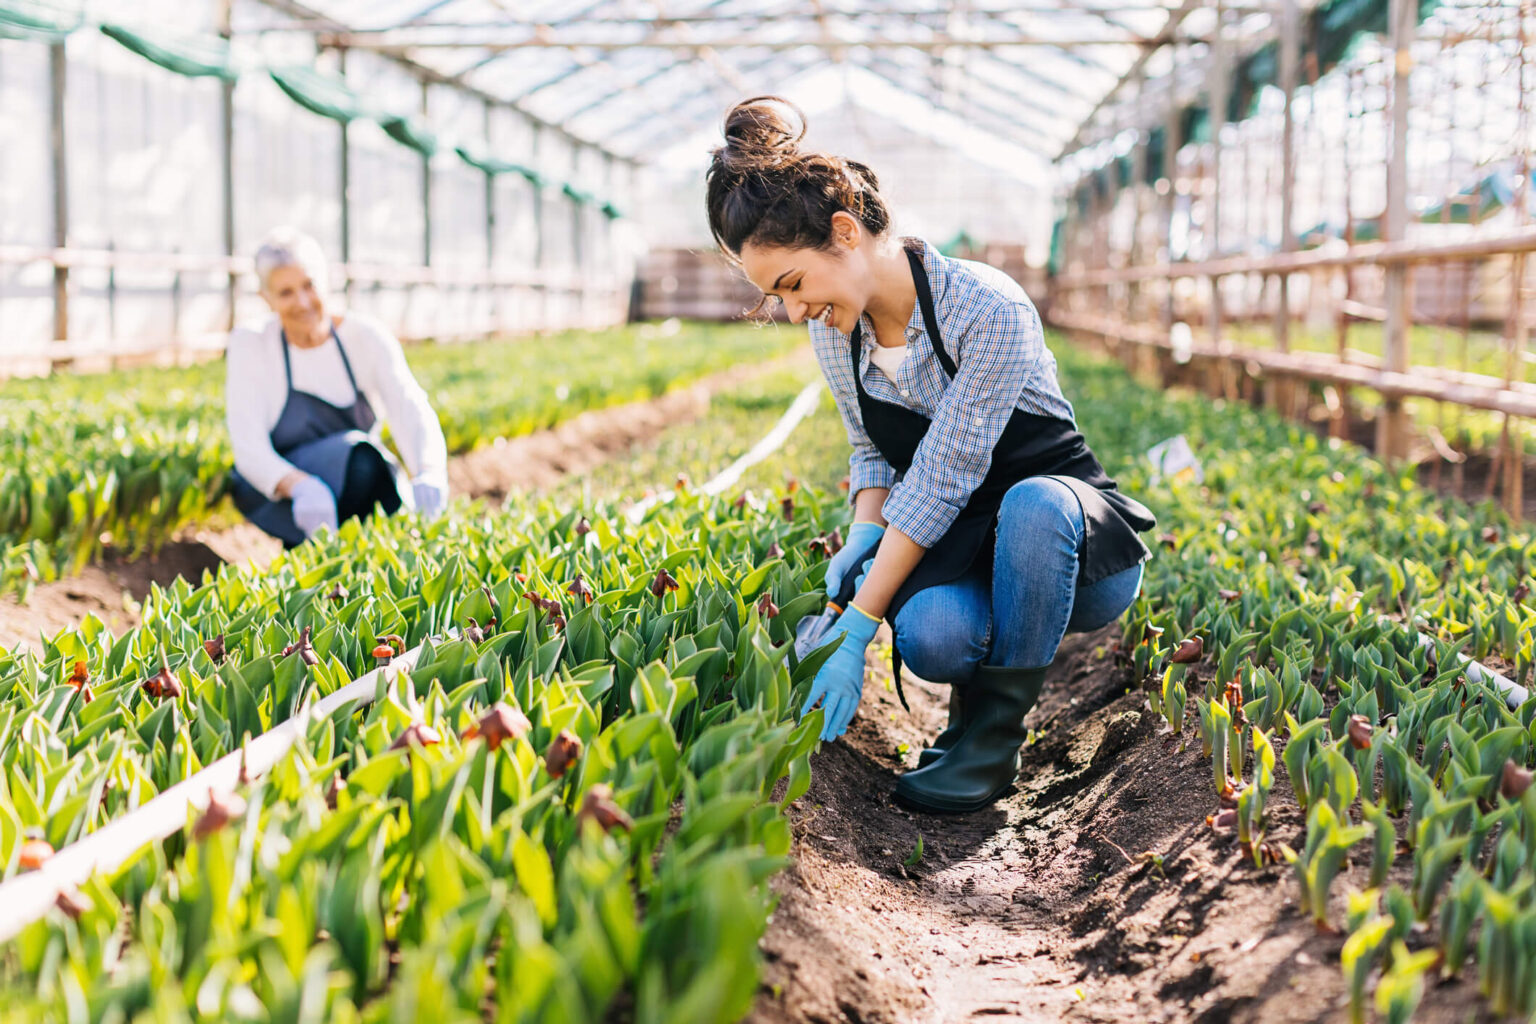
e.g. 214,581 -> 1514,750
261,264 -> 329,339
740,212 -> 873,334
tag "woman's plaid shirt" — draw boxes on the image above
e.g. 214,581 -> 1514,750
807,238 -> 1074,549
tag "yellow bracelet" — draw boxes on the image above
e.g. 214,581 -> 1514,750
848,602 -> 881,624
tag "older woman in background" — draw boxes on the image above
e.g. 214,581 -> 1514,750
226,227 -> 449,547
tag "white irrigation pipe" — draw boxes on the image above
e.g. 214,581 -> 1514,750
0,639 -> 437,942
626,380 -> 824,523
1408,623 -> 1531,708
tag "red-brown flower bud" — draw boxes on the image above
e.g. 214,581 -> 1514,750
544,729 -> 583,779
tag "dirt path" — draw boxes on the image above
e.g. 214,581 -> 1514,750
752,628 -> 1499,1024
0,355 -> 810,652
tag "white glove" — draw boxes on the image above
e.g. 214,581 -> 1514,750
290,475 -> 338,538
412,477 -> 448,518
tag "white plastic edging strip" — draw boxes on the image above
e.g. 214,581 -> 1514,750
626,379 -> 823,523
0,641 -> 435,943
1409,625 -> 1531,709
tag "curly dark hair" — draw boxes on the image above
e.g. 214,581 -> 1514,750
705,96 -> 892,263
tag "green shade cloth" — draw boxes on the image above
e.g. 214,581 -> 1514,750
600,200 -> 624,220
269,66 -> 375,123
0,0 -> 81,41
454,145 -> 545,187
1298,215 -> 1381,248
1418,170 -> 1536,224
100,23 -> 236,80
380,114 -> 437,157
561,182 -> 595,205
1180,104 -> 1210,146
1143,125 -> 1167,185
939,230 -> 978,257
1048,218 -> 1065,276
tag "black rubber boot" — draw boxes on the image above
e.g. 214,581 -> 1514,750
894,664 -> 1048,814
916,686 -> 969,767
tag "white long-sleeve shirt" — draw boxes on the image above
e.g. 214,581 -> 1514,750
225,313 -> 448,501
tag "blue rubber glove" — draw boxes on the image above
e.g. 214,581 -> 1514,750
800,604 -> 881,741
825,522 -> 885,599
852,556 -> 875,594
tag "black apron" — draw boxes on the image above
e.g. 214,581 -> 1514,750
851,246 -> 1156,704
229,325 -> 395,546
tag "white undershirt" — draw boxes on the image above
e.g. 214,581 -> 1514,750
868,341 -> 908,381
224,313 -> 448,500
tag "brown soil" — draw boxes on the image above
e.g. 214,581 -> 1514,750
0,539 -> 235,651
447,354 -> 807,499
752,628 -> 1504,1024
2,358 -> 806,652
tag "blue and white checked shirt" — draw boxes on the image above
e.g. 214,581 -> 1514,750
808,238 -> 1074,550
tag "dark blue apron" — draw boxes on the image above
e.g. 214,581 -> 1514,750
229,326 -> 399,546
847,245 -> 1156,705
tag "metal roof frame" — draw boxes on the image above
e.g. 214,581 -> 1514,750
248,0 -> 1244,165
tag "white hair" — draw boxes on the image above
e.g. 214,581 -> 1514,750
253,227 -> 330,294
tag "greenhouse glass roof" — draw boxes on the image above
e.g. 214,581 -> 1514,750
232,0 -> 1212,162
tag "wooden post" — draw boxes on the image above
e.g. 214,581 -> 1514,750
1377,0 -> 1415,463
1129,65 -> 1149,331
571,145 -> 584,284
1502,0 -> 1531,515
1162,43 -> 1182,335
420,80 -> 432,268
1274,0 -> 1299,352
1207,6 -> 1228,361
218,0 -> 237,329
484,100 -> 496,270
1270,0 -> 1300,416
530,122 -> 545,331
49,41 -> 68,348
337,48 -> 353,305
483,101 -> 496,338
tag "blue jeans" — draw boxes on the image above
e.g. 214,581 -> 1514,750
894,477 -> 1146,678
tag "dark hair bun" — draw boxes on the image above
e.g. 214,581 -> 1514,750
706,95 -> 891,261
718,96 -> 806,172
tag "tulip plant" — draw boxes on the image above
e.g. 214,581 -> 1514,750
0,323 -> 802,599
11,327 -> 1536,1020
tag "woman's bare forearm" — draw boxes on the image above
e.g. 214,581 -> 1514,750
851,526 -> 925,619
853,487 -> 889,525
